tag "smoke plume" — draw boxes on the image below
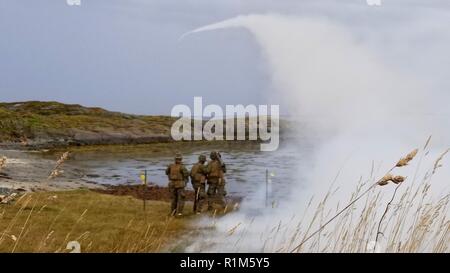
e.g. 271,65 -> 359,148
182,14 -> 449,252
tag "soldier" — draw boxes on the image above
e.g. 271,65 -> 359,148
165,153 -> 189,216
206,151 -> 227,210
190,155 -> 208,214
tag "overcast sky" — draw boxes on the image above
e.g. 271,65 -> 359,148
1,0 -> 449,115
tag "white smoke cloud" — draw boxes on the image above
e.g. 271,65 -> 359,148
183,14 -> 449,252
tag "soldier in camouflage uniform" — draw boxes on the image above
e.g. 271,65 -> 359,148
165,153 -> 189,216
190,155 -> 208,214
206,151 -> 227,210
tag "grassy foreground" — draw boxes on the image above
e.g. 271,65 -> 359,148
0,189 -> 193,253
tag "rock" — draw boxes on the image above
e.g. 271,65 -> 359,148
0,192 -> 18,204
0,172 -> 12,179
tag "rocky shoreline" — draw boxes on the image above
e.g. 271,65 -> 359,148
0,134 -> 174,150
0,149 -> 104,192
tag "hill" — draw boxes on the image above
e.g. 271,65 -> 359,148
0,101 -> 176,148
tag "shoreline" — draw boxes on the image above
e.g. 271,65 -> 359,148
0,141 -> 255,196
0,148 -> 104,192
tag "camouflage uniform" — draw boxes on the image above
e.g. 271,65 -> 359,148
190,155 -> 208,213
206,151 -> 227,210
165,154 -> 189,216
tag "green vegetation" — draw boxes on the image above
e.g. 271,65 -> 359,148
0,189 -> 193,253
0,101 -> 175,143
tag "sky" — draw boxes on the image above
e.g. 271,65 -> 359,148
1,0 -> 450,115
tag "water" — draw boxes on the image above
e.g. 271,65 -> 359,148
63,141 -> 312,206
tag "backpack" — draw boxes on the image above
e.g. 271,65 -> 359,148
169,164 -> 183,181
208,160 -> 223,178
191,163 -> 205,183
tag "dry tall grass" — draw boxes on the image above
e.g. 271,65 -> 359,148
0,190 -> 192,253
202,140 -> 449,253
0,156 -> 7,171
48,152 -> 69,179
285,145 -> 448,252
1,142 -> 448,253
0,150 -> 196,253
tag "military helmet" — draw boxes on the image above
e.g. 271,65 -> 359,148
210,151 -> 217,159
175,153 -> 183,161
198,155 -> 206,162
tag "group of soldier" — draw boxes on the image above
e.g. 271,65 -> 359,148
165,151 -> 227,216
